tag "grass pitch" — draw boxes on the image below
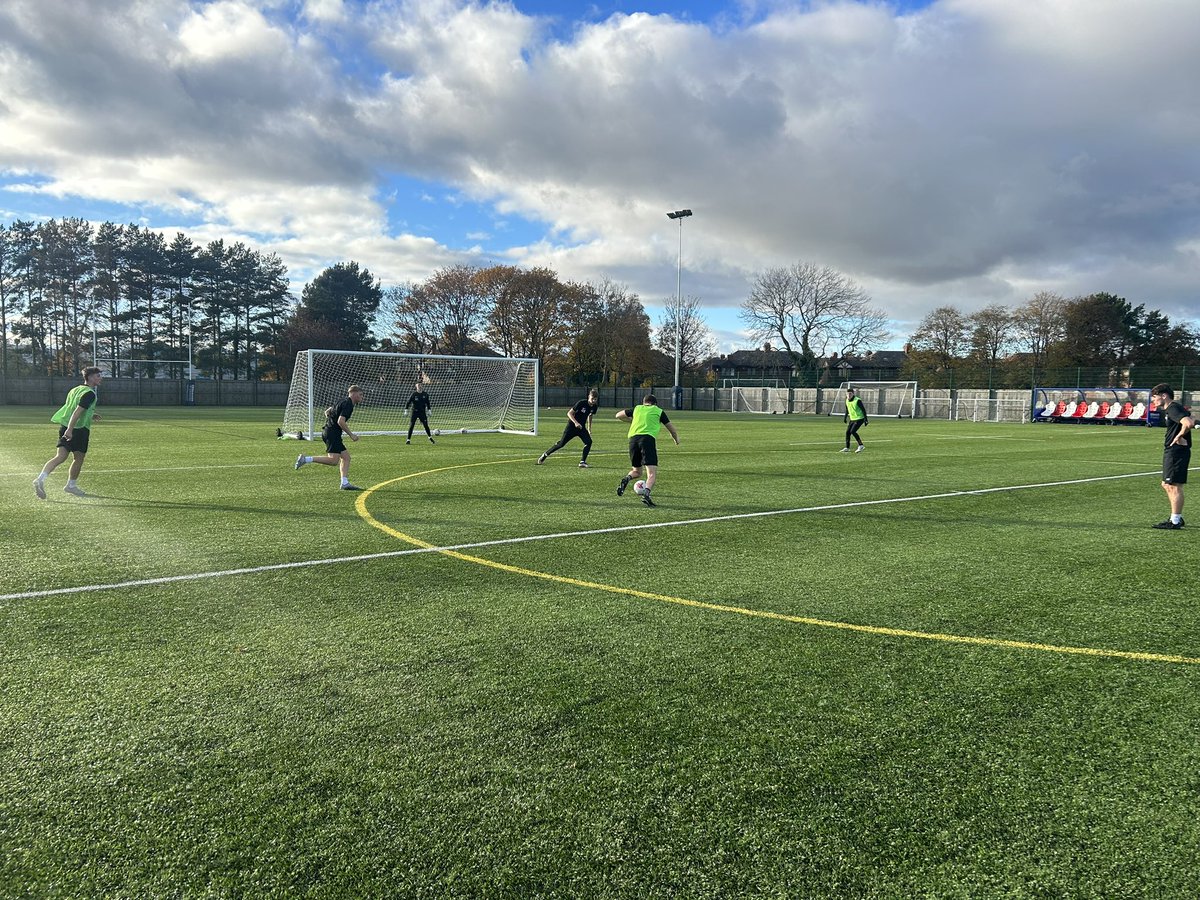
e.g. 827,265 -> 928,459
2,405 -> 1197,898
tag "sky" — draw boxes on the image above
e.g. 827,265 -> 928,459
2,0 -> 1198,354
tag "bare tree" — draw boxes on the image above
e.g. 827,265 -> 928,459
1011,291 -> 1066,370
655,294 -> 716,372
383,264 -> 492,355
967,304 -> 1015,367
909,305 -> 968,369
740,262 -> 888,377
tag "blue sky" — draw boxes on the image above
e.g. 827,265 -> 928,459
2,0 -> 1198,353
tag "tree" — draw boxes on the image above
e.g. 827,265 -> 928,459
740,262 -> 887,379
383,264 -> 490,356
1052,292 -> 1140,368
564,278 -> 654,386
909,305 -> 969,369
0,222 -> 31,374
654,294 -> 716,374
1012,291 -> 1067,371
295,261 -> 382,351
966,304 -> 1015,368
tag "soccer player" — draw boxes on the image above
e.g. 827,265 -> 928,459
538,388 -> 599,467
1149,383 -> 1193,529
295,385 -> 364,490
34,366 -> 103,499
615,393 -> 680,507
405,382 -> 434,444
842,386 -> 868,453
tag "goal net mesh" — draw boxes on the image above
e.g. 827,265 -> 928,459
281,350 -> 539,438
731,387 -> 789,414
826,381 -> 918,417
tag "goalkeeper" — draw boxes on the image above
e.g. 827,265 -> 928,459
538,388 -> 599,467
842,387 -> 868,453
405,382 -> 435,444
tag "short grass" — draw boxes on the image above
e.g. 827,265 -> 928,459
2,405 -> 1197,898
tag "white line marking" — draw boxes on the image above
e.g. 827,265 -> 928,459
1,469 -> 1164,602
0,464 -> 270,478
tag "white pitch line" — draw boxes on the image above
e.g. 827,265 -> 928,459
0,463 -> 271,478
1,469 -> 1166,603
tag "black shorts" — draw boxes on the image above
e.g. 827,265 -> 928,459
628,434 -> 658,468
57,426 -> 90,454
322,426 -> 347,454
1162,446 -> 1190,485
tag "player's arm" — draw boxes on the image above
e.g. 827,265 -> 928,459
338,414 -> 359,442
1173,412 -> 1195,445
63,392 -> 94,437
665,422 -> 680,445
615,409 -> 631,422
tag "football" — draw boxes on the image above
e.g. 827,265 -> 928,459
433,429 -> 441,436
634,479 -> 648,495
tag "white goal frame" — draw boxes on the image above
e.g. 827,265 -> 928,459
826,381 -> 918,418
731,386 -> 789,414
281,350 -> 539,439
952,397 -> 1030,424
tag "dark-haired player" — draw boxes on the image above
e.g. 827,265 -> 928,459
615,393 -> 680,507
405,382 -> 434,444
1149,383 -> 1193,529
34,366 -> 103,499
538,388 -> 599,467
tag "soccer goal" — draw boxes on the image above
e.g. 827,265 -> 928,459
731,386 -> 790,414
952,397 -> 1030,424
825,381 -> 917,418
281,350 -> 539,439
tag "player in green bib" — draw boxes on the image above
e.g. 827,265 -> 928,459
35,366 -> 103,499
842,387 -> 868,453
615,393 -> 680,507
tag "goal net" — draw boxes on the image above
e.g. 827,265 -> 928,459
826,381 -> 917,418
281,350 -> 539,439
731,386 -> 789,414
952,397 -> 1030,424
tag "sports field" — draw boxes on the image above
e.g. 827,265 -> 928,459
3,406 -> 1197,898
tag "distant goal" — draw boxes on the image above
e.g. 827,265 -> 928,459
826,381 -> 917,418
281,350 -> 539,439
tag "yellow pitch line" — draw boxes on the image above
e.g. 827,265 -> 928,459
355,464 -> 1200,667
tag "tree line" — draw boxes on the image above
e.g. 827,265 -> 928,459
1,220 -> 715,386
904,292 -> 1200,387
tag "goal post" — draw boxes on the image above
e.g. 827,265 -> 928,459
281,350 -> 539,439
825,381 -> 917,418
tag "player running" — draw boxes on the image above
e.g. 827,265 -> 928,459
34,366 -> 103,499
616,393 -> 679,507
295,385 -> 364,490
538,388 -> 599,467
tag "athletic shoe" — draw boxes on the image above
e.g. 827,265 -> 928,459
405,439 -> 411,445
537,453 -> 547,465
295,454 -> 306,470
63,484 -> 88,497
340,483 -> 362,491
839,447 -> 850,453
578,461 -> 589,468
1152,519 -> 1183,529
34,479 -> 46,500
855,445 -> 865,453
641,492 -> 656,507
617,475 -> 631,497
429,437 -> 436,444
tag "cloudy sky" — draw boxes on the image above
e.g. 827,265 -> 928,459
2,0 -> 1198,352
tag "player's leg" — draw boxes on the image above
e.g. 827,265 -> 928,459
407,414 -> 416,441
579,429 -> 593,465
843,423 -> 853,450
618,439 -> 641,495
35,443 -> 70,499
850,420 -> 864,447
338,450 -> 360,490
421,412 -> 433,440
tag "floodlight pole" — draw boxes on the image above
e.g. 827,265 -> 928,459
187,299 -> 194,381
666,208 -> 692,409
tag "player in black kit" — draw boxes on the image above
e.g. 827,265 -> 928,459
1149,383 -> 1194,529
405,382 -> 434,444
538,389 -> 599,468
